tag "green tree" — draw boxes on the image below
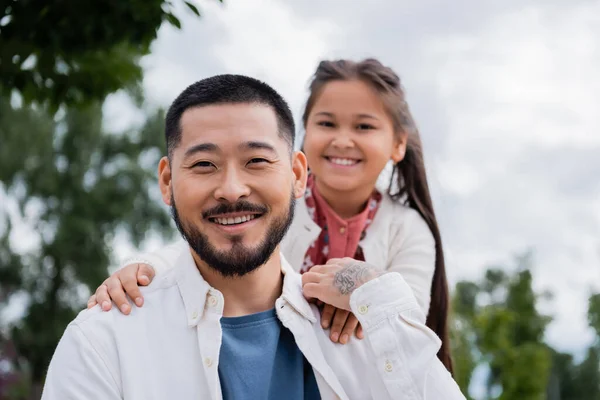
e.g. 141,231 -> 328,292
553,292 -> 600,399
477,256 -> 552,400
0,96 -> 174,398
0,0 -> 222,110
589,293 -> 600,339
450,252 -> 553,399
547,350 -> 578,400
451,281 -> 479,397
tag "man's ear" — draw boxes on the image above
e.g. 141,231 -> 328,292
158,156 -> 172,205
291,151 -> 308,199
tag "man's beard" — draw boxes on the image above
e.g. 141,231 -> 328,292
170,189 -> 295,277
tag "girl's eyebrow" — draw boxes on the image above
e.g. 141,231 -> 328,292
314,111 -> 335,118
356,113 -> 379,120
314,111 -> 380,121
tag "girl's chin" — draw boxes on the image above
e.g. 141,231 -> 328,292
318,177 -> 365,193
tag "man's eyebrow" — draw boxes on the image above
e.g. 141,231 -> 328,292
184,143 -> 218,158
239,141 -> 277,154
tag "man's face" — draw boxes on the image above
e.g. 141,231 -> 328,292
159,103 -> 307,277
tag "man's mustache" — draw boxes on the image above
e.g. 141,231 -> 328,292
202,200 -> 268,219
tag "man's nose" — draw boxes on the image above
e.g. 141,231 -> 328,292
213,167 -> 251,203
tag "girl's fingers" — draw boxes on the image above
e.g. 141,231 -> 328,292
136,263 -> 155,286
356,323 -> 364,340
121,265 -> 149,307
105,278 -> 131,315
87,294 -> 97,309
330,309 -> 350,343
339,314 -> 360,344
320,304 -> 336,329
95,284 -> 112,311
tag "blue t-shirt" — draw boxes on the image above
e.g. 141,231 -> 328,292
218,308 -> 321,400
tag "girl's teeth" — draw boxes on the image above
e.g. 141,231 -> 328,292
215,215 -> 256,225
331,158 -> 357,166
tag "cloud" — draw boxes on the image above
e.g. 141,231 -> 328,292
141,0 -> 340,120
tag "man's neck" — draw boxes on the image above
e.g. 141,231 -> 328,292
191,249 -> 284,317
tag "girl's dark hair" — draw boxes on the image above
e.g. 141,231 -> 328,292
301,59 -> 453,373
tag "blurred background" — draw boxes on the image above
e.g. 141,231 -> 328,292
0,0 -> 598,399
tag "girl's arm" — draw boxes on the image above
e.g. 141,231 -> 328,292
387,208 -> 437,320
303,260 -> 465,400
87,239 -> 187,314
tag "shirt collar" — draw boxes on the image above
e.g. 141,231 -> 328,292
173,246 -> 317,326
174,248 -> 212,327
280,256 -> 317,323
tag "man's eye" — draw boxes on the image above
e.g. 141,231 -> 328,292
192,161 -> 214,168
248,158 -> 269,165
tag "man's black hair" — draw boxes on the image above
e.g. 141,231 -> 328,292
165,74 -> 295,157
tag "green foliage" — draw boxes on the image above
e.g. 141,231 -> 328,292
545,292 -> 600,400
451,281 -> 479,397
450,253 -> 553,399
0,0 -> 223,110
589,293 -> 600,339
0,96 -> 174,396
452,252 -> 600,399
548,347 -> 600,400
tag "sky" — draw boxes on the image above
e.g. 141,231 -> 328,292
3,0 -> 599,389
106,0 -> 600,355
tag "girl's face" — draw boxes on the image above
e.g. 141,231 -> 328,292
304,79 -> 406,196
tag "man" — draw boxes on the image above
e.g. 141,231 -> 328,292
42,75 -> 465,399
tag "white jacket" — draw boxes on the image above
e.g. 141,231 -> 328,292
131,193 -> 436,321
42,246 -> 464,399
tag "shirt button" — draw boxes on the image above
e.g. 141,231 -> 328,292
191,310 -> 198,319
384,361 -> 393,372
208,296 -> 218,307
340,227 -> 346,234
358,305 -> 368,315
204,357 -> 213,367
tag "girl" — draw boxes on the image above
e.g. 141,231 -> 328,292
89,58 -> 453,371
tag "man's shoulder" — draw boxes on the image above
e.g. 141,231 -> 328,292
72,272 -> 180,333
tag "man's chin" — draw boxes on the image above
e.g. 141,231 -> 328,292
207,235 -> 261,250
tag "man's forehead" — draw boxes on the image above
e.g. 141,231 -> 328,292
177,103 -> 285,155
180,103 -> 279,133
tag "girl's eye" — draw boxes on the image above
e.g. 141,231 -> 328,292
317,121 -> 335,128
357,123 -> 375,130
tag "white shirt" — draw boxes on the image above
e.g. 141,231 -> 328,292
134,193 -> 437,320
42,247 -> 464,399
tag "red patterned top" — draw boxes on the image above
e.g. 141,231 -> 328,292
300,174 -> 382,273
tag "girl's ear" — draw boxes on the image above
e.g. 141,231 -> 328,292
391,132 -> 408,163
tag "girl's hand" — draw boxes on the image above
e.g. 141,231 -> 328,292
320,303 -> 364,344
86,263 -> 155,315
302,257 -> 382,312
